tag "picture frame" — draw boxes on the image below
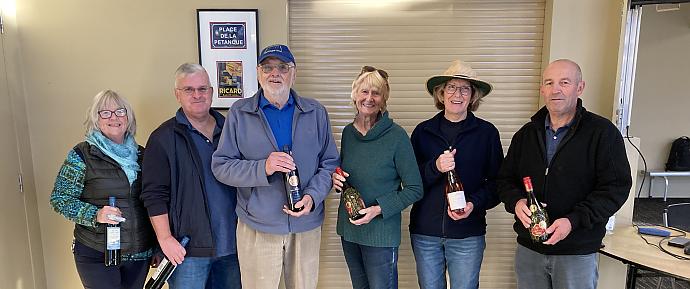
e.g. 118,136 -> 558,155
197,9 -> 259,108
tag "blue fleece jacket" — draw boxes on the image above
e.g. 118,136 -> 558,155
212,89 -> 340,234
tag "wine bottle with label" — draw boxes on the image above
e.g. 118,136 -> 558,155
523,176 -> 550,242
105,196 -> 121,266
444,148 -> 466,213
283,145 -> 304,212
335,167 -> 366,220
144,236 -> 191,289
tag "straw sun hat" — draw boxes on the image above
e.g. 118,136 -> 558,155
425,60 -> 493,97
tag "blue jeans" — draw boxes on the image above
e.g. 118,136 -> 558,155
168,254 -> 242,289
341,238 -> 398,289
515,244 -> 598,289
410,234 -> 485,289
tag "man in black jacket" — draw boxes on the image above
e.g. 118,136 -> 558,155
497,59 -> 631,289
141,63 -> 241,289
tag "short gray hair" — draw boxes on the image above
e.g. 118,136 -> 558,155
84,90 -> 136,137
174,63 -> 209,87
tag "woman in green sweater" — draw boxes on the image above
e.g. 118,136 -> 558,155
332,66 -> 423,289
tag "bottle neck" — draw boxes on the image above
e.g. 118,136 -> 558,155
447,170 -> 458,184
341,176 -> 351,191
527,190 -> 543,210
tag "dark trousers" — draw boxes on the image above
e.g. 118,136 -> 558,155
73,240 -> 149,289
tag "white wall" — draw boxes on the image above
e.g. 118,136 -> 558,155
631,4 -> 690,198
543,0 -> 624,118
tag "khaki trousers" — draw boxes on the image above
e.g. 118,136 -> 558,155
236,219 -> 321,289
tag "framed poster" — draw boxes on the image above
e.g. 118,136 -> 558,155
197,9 -> 259,108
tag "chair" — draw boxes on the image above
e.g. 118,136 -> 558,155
658,202 -> 690,289
663,202 -> 690,231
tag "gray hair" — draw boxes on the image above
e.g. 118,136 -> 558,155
85,89 -> 136,136
174,63 -> 209,87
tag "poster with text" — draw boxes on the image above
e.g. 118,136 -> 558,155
198,9 -> 258,108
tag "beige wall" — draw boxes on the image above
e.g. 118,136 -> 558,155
7,0 -> 633,288
543,0 -> 624,118
1,3 -> 47,289
15,0 -> 286,288
631,4 -> 690,198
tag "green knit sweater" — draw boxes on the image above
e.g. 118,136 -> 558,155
336,111 -> 423,247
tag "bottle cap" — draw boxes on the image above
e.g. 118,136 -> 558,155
522,177 -> 533,191
335,167 -> 345,176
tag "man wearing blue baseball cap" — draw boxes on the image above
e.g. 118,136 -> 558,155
212,44 -> 339,289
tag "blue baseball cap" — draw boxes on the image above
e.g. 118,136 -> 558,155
258,44 -> 295,65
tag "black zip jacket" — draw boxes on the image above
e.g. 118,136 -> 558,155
410,111 -> 503,239
497,99 -> 632,255
140,109 -> 225,257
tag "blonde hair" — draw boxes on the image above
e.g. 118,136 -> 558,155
84,90 -> 136,137
350,66 -> 390,112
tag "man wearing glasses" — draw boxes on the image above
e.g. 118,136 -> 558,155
212,44 -> 339,289
141,63 -> 242,289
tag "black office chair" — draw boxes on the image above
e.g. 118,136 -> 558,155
658,202 -> 690,289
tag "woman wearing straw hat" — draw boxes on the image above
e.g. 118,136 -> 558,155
409,60 -> 503,289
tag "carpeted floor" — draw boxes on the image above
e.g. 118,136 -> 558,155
631,198 -> 690,289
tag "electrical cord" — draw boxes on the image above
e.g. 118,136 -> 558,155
633,223 -> 690,260
625,125 -> 648,198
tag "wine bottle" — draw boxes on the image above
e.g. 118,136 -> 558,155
105,196 -> 121,266
444,149 -> 466,213
144,236 -> 191,289
523,176 -> 550,242
283,145 -> 304,212
335,167 -> 366,221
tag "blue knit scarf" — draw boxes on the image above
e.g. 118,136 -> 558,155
86,131 -> 140,185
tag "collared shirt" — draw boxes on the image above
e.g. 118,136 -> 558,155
544,115 -> 574,165
175,110 -> 237,257
259,91 -> 295,151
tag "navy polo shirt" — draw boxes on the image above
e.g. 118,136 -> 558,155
544,116 -> 574,165
176,110 -> 237,257
259,91 -> 295,151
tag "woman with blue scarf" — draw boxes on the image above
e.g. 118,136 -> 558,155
50,90 -> 154,289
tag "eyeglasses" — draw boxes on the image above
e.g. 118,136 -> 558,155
98,108 -> 127,119
359,66 -> 389,80
176,86 -> 211,96
444,84 -> 472,95
259,63 -> 294,74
